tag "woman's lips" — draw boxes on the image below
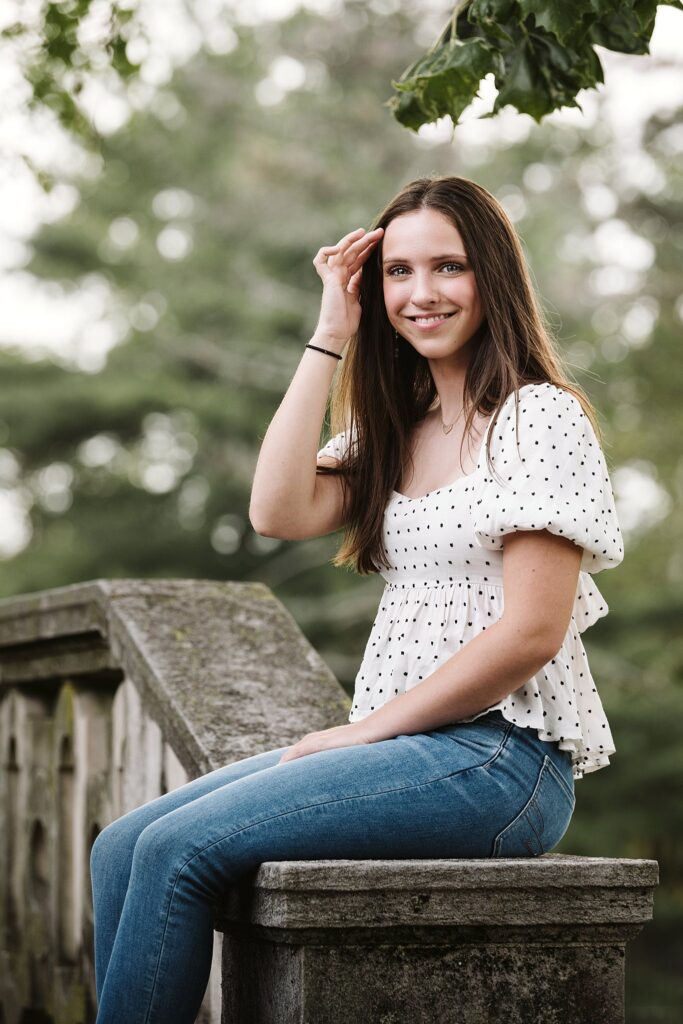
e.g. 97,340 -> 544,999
406,311 -> 458,331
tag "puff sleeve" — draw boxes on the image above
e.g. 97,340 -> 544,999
472,383 -> 624,574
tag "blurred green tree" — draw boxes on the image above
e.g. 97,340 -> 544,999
3,0 -> 682,144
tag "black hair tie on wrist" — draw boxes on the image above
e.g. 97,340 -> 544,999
305,343 -> 342,360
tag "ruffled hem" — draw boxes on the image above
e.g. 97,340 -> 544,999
454,622 -> 616,780
348,583 -> 615,781
462,704 -> 615,780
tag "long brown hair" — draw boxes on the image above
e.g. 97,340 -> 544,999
319,175 -> 603,575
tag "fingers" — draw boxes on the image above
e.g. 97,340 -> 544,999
313,227 -> 383,269
337,227 -> 368,254
346,233 -> 383,275
313,228 -> 363,266
313,243 -> 341,266
344,227 -> 383,264
347,268 -> 362,295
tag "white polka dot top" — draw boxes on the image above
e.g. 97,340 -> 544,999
317,382 -> 625,780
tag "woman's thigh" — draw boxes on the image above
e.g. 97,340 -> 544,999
92,744 -> 288,860
131,712 -> 576,898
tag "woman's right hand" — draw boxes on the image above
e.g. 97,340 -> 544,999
311,226 -> 384,351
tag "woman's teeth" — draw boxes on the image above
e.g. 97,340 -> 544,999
411,313 -> 456,324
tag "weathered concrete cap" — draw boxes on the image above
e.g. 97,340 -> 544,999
219,854 -> 659,929
0,579 -> 351,775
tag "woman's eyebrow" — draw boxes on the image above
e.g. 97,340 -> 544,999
382,253 -> 468,265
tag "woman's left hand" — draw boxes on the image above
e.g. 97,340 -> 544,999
278,723 -> 373,763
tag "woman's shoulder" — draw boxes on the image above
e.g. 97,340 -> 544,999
497,381 -> 590,429
485,382 -> 600,465
505,380 -> 582,409
475,381 -> 623,574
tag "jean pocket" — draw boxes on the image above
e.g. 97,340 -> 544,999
492,754 -> 576,858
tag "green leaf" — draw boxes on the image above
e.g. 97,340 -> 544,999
391,37 -> 499,129
383,89 -> 426,133
493,27 -> 603,122
492,35 -> 550,121
587,1 -> 651,54
469,0 -> 518,24
391,0 -> 681,132
517,0 -> 596,48
467,2 -> 518,47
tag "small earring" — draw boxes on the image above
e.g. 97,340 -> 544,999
394,328 -> 399,358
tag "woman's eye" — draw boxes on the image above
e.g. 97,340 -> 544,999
387,263 -> 464,276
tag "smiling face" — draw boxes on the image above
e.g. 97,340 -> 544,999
381,208 -> 486,361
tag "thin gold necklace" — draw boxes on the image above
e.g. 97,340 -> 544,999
440,405 -> 464,435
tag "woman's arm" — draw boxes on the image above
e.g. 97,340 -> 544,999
355,529 -> 583,742
249,227 -> 383,537
249,335 -> 341,537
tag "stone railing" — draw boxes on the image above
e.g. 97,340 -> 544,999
218,856 -> 659,1024
0,580 -> 658,1024
0,579 -> 350,1024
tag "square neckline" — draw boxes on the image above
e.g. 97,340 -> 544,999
390,468 -> 480,502
390,430 -> 489,502
389,387 -> 529,502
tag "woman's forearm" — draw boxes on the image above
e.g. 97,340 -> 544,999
355,618 -> 557,742
249,329 -> 342,534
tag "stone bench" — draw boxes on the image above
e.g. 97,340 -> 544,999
216,853 -> 658,1024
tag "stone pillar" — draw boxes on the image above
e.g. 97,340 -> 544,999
216,853 -> 658,1024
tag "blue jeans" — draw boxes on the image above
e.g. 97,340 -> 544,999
90,710 -> 575,1023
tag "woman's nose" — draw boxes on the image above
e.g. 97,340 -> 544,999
410,272 -> 440,304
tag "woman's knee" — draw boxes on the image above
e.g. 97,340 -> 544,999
90,813 -> 146,881
129,815 -> 189,880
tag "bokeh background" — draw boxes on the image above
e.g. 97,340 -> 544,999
1,2 -> 682,1019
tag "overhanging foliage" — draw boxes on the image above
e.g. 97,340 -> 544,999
388,0 -> 683,130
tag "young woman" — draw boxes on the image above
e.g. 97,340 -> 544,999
90,175 -> 624,1022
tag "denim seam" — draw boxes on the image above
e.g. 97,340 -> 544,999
492,753 -> 550,857
462,720 -> 516,773
543,753 -> 576,807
